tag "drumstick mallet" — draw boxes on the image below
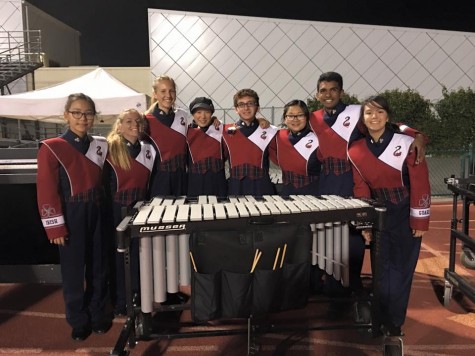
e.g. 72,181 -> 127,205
189,251 -> 198,272
273,247 -> 281,270
280,243 -> 287,268
250,249 -> 262,273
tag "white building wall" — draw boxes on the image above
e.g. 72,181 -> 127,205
23,2 -> 80,67
148,9 -> 475,123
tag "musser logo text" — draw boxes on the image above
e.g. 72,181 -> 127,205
139,224 -> 186,233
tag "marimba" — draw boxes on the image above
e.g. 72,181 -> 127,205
116,195 -> 380,314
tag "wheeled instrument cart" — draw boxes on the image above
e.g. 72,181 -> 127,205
109,195 -> 388,355
443,176 -> 475,307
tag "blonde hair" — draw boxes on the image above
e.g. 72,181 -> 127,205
107,108 -> 142,171
150,75 -> 177,107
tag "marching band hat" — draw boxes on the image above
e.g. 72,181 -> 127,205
189,97 -> 215,114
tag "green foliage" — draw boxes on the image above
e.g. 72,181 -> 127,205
378,89 -> 440,151
304,86 -> 474,154
378,89 -> 434,130
433,87 -> 475,151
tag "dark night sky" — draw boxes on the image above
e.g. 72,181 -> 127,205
27,0 -> 475,67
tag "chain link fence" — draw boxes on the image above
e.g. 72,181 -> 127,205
428,147 -> 474,196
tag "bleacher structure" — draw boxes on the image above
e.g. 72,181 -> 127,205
0,30 -> 43,95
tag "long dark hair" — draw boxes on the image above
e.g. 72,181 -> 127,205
358,95 -> 399,135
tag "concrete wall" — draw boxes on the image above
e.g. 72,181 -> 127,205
23,2 -> 80,68
148,9 -> 475,122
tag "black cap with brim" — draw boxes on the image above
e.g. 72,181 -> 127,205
189,97 -> 215,114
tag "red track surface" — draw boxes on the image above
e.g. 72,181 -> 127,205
0,200 -> 474,355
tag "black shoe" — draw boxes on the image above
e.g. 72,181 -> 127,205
92,319 -> 112,334
71,325 -> 91,341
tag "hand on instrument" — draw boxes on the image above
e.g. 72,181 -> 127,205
50,236 -> 67,246
361,229 -> 372,243
412,229 -> 426,238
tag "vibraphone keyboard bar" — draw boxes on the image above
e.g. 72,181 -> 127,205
127,195 -> 376,235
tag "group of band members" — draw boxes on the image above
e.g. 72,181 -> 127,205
35,71 -> 430,341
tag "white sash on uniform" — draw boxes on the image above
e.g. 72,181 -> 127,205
293,131 -> 319,161
135,141 -> 156,172
205,124 -> 223,142
332,104 -> 361,143
248,125 -> 278,152
170,108 -> 188,137
379,133 -> 414,171
86,135 -> 108,168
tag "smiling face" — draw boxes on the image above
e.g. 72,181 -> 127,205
234,95 -> 259,124
363,101 -> 389,139
316,80 -> 344,111
284,105 -> 308,133
192,109 -> 213,128
153,78 -> 176,113
64,99 -> 95,137
118,110 -> 143,143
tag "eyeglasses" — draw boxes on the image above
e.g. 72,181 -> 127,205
237,101 -> 257,109
285,114 -> 306,120
68,111 -> 95,121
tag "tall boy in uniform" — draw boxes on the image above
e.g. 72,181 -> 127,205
309,71 -> 427,298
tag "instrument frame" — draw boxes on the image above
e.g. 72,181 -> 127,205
111,195 -> 387,356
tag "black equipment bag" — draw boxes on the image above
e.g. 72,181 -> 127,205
190,223 -> 311,322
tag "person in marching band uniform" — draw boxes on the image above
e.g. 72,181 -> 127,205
104,109 -> 156,317
36,93 -> 111,341
222,88 -> 279,196
186,97 -> 227,198
309,71 -> 427,297
144,75 -> 188,197
269,99 -> 321,196
348,95 -> 430,336
269,99 -> 324,293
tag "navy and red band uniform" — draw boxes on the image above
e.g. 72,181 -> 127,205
187,121 -> 227,197
309,102 -> 423,293
348,127 -> 430,332
144,105 -> 188,197
104,139 -> 156,313
222,119 -> 279,196
269,127 -> 321,196
36,129 -> 109,330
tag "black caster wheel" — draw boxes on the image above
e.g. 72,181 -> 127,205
383,336 -> 403,356
443,280 -> 452,307
461,248 -> 475,269
248,342 -> 261,355
354,300 -> 372,324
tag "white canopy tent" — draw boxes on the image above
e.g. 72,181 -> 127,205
0,68 -> 147,124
